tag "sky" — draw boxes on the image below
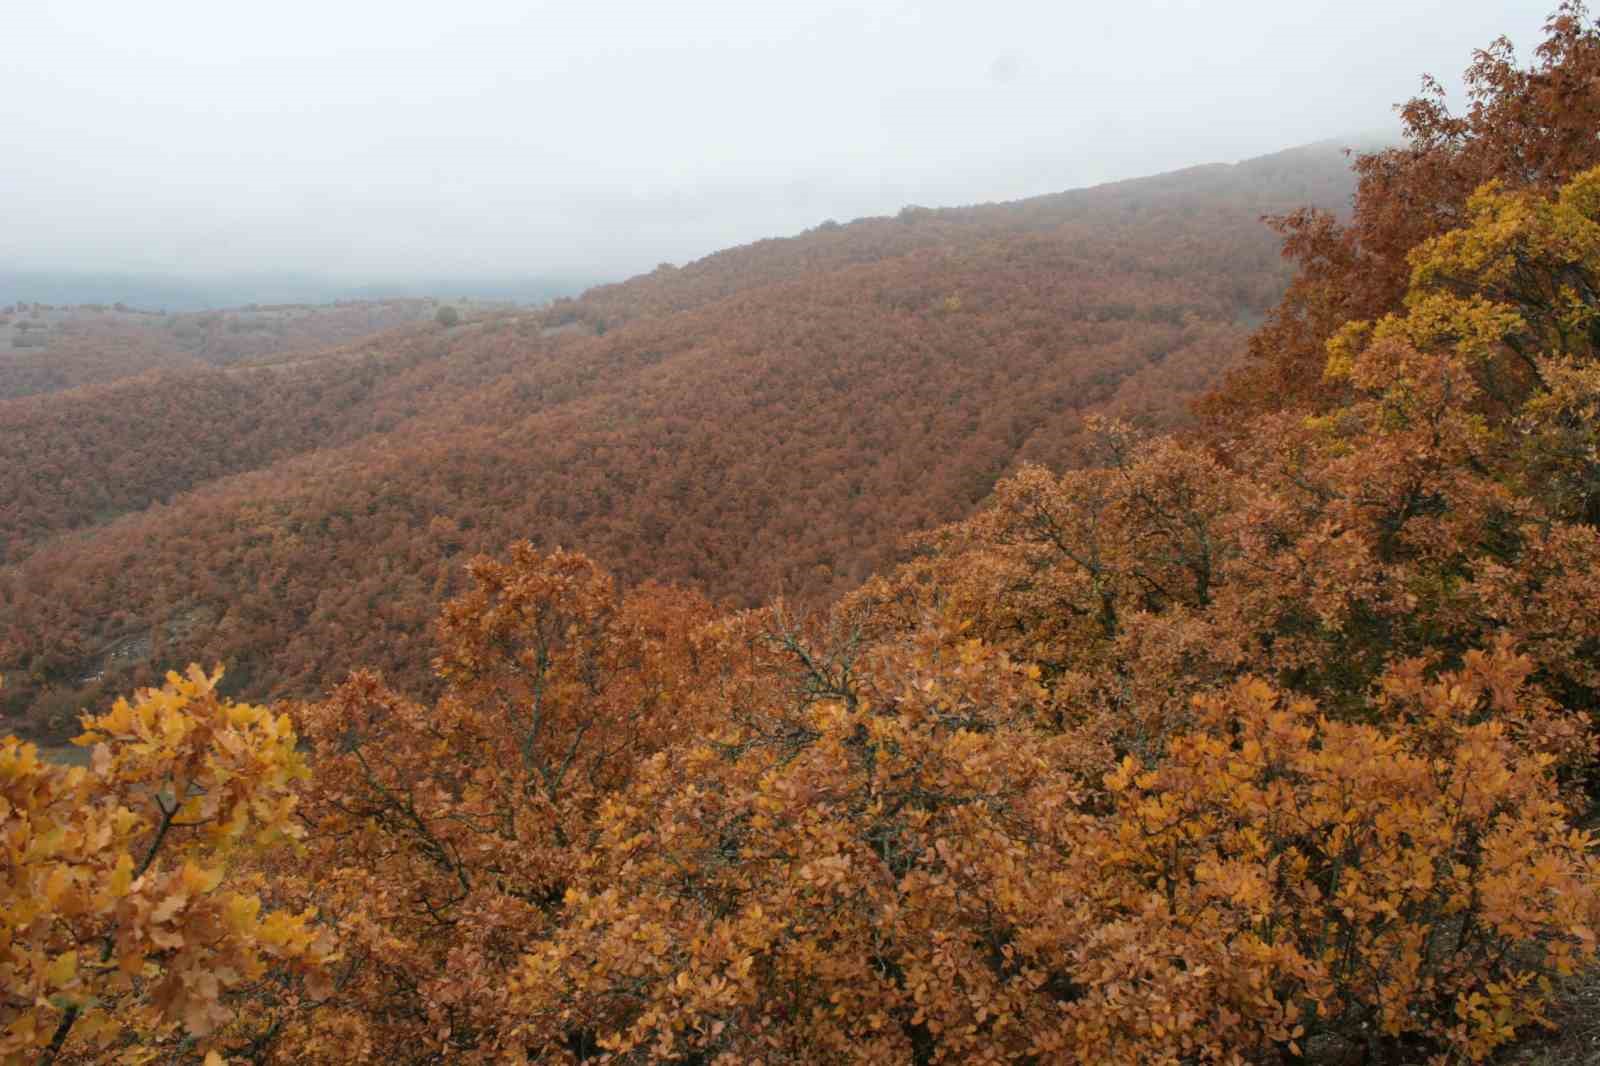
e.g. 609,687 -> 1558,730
1,0 -> 1556,287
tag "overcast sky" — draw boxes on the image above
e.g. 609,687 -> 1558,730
2,1 -> 1554,285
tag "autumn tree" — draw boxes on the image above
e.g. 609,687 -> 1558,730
0,667 -> 333,1064
281,546 -> 731,1059
1203,1 -> 1600,427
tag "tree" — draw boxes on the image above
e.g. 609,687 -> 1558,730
282,546 -> 726,1059
1202,2 -> 1600,428
0,667 -> 333,1063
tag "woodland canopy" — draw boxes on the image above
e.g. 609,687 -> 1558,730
5,7 -> 1600,1064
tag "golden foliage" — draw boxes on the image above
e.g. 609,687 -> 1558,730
1,667 -> 332,1065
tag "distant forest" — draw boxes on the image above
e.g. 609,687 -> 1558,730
1,140 -> 1360,737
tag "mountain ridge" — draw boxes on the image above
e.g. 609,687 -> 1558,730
0,138 -> 1362,737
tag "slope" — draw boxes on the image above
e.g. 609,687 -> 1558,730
0,141 -> 1361,738
0,299 -> 449,400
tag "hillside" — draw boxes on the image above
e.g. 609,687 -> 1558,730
7,10 -> 1600,1064
0,314 -> 543,566
0,142 -> 1361,737
0,298 -> 478,400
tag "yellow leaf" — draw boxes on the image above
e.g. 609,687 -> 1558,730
47,950 -> 78,988
181,862 -> 224,895
43,863 -> 72,905
109,852 -> 134,897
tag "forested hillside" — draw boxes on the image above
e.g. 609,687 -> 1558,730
1,141 -> 1360,737
0,299 -> 448,400
5,8 -> 1600,1065
0,314 -> 537,566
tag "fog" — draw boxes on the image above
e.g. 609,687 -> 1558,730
3,1 -> 1552,291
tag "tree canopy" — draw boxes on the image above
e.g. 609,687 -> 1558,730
6,7 -> 1600,1063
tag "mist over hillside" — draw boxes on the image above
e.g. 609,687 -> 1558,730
1,138 -> 1360,736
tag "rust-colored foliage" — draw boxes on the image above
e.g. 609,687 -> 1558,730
477,151 -> 1600,1062
0,300 -> 439,402
6,9 -> 1600,1064
1202,2 -> 1600,428
277,547 -> 729,1060
0,142 -> 1358,740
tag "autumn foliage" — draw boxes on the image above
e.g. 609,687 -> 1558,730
6,7 -> 1600,1064
0,300 -> 439,402
1,668 -> 333,1064
0,141 -> 1359,738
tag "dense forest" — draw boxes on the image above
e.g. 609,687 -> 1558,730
0,300 -> 456,401
6,6 -> 1600,1063
0,141 -> 1359,738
